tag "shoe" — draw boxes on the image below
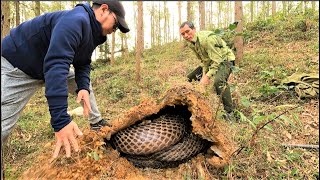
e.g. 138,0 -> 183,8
90,119 -> 108,131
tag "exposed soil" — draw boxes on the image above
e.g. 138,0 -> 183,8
20,85 -> 235,180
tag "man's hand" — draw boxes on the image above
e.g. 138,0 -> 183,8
76,89 -> 92,118
200,74 -> 210,85
52,121 -> 83,159
228,73 -> 235,84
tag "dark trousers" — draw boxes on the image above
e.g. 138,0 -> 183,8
213,61 -> 234,113
187,61 -> 234,113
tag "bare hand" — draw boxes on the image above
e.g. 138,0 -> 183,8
76,89 -> 92,118
200,74 -> 210,85
228,73 -> 235,84
52,121 -> 83,159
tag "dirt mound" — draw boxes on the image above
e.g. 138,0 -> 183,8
20,85 -> 235,179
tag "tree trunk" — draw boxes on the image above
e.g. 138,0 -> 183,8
120,33 -> 124,57
229,2 -> 232,24
15,1 -> 20,26
272,1 -> 276,16
187,2 -> 194,22
225,2 -> 229,27
266,2 -> 270,17
250,1 -> 254,22
158,1 -> 161,46
282,1 -> 287,15
218,1 -> 221,27
124,34 -> 129,57
35,1 -> 40,16
311,1 -> 315,11
304,1 -> 308,13
178,1 -> 181,41
199,1 -> 205,30
110,32 -> 115,65
1,2 -> 11,40
210,1 -> 213,25
136,1 -> 143,82
104,41 -> 109,62
151,4 -> 154,46
133,2 -> 137,48
234,1 -> 243,66
164,2 -> 167,44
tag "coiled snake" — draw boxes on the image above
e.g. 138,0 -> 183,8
110,114 -> 211,168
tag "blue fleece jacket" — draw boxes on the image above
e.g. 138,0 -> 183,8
1,3 -> 106,132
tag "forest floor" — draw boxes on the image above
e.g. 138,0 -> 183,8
3,25 -> 319,179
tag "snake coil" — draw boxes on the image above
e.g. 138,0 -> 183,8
110,114 -> 211,168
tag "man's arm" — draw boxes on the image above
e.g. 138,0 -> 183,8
44,16 -> 86,131
74,63 -> 91,94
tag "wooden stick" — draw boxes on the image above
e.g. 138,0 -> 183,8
281,144 -> 319,149
231,105 -> 300,157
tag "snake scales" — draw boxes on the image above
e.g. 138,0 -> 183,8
110,114 -> 211,168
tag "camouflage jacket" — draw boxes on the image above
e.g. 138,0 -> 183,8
186,31 -> 235,78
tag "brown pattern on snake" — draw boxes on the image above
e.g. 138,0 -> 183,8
110,114 -> 211,168
111,115 -> 187,155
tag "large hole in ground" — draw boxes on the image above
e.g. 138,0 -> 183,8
108,105 -> 214,169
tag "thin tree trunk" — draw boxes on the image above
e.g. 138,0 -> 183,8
262,1 -> 266,20
234,1 -> 243,66
250,1 -> 254,22
133,2 -> 137,48
1,2 -> 11,40
171,12 -> 174,42
282,1 -> 287,15
178,1 -> 182,41
104,41 -> 109,62
110,32 -> 115,65
122,34 -> 128,57
150,7 -> 153,47
210,1 -> 213,25
311,1 -> 315,11
121,34 -> 124,57
35,1 -> 40,16
199,1 -> 205,30
218,1 -> 221,27
136,1 -> 143,82
158,1 -> 161,46
266,2 -> 270,17
15,1 -> 20,26
272,1 -> 276,16
304,1 -> 308,13
164,2 -> 167,44
229,2 -> 232,24
187,2 -> 194,22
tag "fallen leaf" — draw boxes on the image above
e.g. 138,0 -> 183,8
266,151 -> 273,162
283,130 -> 292,140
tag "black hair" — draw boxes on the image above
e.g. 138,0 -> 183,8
92,3 -> 101,9
180,21 -> 195,29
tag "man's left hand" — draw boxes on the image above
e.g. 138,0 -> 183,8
76,89 -> 92,118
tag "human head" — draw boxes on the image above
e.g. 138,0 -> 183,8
92,0 -> 130,36
179,21 -> 196,42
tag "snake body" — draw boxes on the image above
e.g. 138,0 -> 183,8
110,114 -> 211,168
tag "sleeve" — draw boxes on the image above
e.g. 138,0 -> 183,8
44,16 -> 85,132
205,36 -> 227,78
73,62 -> 91,94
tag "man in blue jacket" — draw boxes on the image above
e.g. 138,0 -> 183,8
1,0 -> 130,160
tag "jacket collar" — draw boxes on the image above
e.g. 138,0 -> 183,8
76,3 -> 107,46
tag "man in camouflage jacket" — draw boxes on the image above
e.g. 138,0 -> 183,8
180,21 -> 235,119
